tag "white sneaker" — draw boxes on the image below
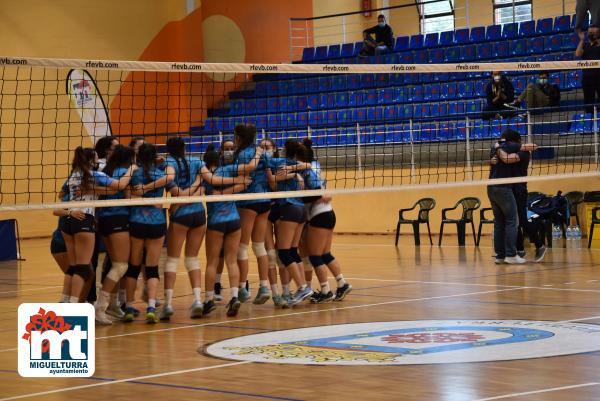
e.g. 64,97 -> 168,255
106,303 -> 125,319
95,308 -> 113,325
494,258 -> 505,264
504,255 -> 527,264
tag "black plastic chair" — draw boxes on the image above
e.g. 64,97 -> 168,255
476,207 -> 494,246
438,197 -> 481,246
565,191 -> 584,226
588,207 -> 600,248
395,198 -> 436,246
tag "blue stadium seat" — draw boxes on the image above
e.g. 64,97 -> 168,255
519,20 -> 536,37
424,84 -> 441,101
375,73 -> 389,87
441,82 -> 457,100
367,106 -> 383,122
455,121 -> 467,140
328,44 -> 341,59
279,97 -> 294,113
562,32 -> 579,50
341,42 -> 355,58
414,50 -> 428,64
282,113 -> 297,128
486,25 -> 502,41
279,80 -> 292,95
395,87 -> 408,103
306,78 -> 319,93
378,88 -> 395,105
509,117 -> 527,136
428,48 -> 445,63
439,30 -> 454,46
510,39 -> 528,56
394,36 -> 409,52
296,112 -> 308,127
528,36 -> 545,54
474,80 -> 487,97
336,108 -> 352,125
326,109 -> 337,125
348,91 -> 364,107
419,123 -> 436,142
332,75 -> 347,91
361,73 -> 375,88
502,23 -> 519,39
460,45 -> 476,61
302,47 -> 315,62
295,96 -> 307,111
291,78 -> 305,94
399,104 -> 413,119
244,98 -> 256,114
536,18 -> 553,35
420,73 -> 434,84
554,15 -> 571,33
322,93 -> 335,109
566,70 -> 582,89
513,76 -> 528,93
549,72 -> 561,87
314,46 -> 328,61
538,54 -> 557,62
413,104 -> 430,119
469,26 -> 485,43
445,47 -> 460,62
559,52 -> 574,61
268,114 -> 281,129
230,99 -> 243,115
347,74 -> 361,90
372,125 -> 386,143
424,33 -> 439,47
255,115 -> 268,129
307,94 -> 320,110
267,98 -> 280,113
389,72 -> 403,86
455,28 -> 470,44
457,82 -> 474,99
493,41 -> 509,58
365,89 -> 378,106
409,34 -> 424,49
404,71 -> 419,84
476,42 -> 492,59
471,119 -> 490,139
467,100 -> 482,115
383,105 -> 398,121
571,113 -> 592,134
255,98 -> 267,114
334,92 -> 349,108
545,35 -> 563,51
430,103 -> 447,117
490,118 -> 505,138
449,101 -> 465,115
267,81 -> 279,96
353,107 -> 367,122
399,52 -> 414,63
319,76 -> 332,92
409,86 -> 424,102
353,41 -> 364,56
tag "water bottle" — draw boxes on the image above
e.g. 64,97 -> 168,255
574,225 -> 582,239
566,226 -> 573,240
552,225 -> 562,240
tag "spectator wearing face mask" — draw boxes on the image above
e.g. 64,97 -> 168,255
482,71 -> 515,120
512,71 -> 561,110
359,14 -> 394,57
576,24 -> 600,114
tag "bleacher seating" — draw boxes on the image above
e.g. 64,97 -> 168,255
193,14 -> 588,149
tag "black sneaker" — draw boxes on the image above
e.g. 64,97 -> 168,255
214,282 -> 223,301
226,297 -> 241,317
534,245 -> 547,263
203,300 -> 216,316
309,291 -> 321,304
317,291 -> 335,304
334,283 -> 352,301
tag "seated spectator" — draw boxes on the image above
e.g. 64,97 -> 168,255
512,71 -> 561,110
575,0 -> 600,34
482,71 -> 515,120
359,14 -> 394,57
576,24 -> 600,114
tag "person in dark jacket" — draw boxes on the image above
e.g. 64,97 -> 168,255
512,71 -> 561,110
575,0 -> 600,34
359,14 -> 394,57
482,71 -> 515,120
576,24 -> 600,114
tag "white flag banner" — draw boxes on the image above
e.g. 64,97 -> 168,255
66,69 -> 112,141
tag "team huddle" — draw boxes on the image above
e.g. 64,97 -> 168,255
51,124 -> 352,325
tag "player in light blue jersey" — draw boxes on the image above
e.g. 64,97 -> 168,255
124,143 -> 171,324
202,146 -> 249,317
62,147 -> 136,304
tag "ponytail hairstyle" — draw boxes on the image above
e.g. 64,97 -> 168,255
203,143 -> 220,170
104,145 -> 134,177
137,143 -> 157,182
233,123 -> 257,157
71,147 -> 96,191
301,138 -> 315,162
166,136 -> 190,184
95,136 -> 116,159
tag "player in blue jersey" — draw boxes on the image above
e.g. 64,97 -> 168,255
232,124 -> 273,305
62,147 -> 136,304
94,145 -> 138,324
160,137 -> 249,321
271,140 -> 315,306
298,139 -> 351,303
202,146 -> 250,317
124,143 -> 171,323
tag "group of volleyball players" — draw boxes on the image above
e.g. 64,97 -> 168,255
51,124 -> 352,325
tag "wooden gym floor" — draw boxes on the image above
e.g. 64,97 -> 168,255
1,235 -> 600,401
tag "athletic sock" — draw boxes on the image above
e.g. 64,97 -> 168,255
259,280 -> 268,288
68,296 -> 79,303
148,299 -> 156,309
282,284 -> 290,295
231,287 -> 239,298
336,274 -> 347,287
118,289 -> 126,304
109,293 -> 119,307
215,273 -> 222,283
206,291 -> 215,301
164,289 -> 174,306
320,282 -> 331,294
192,287 -> 201,302
60,294 -> 69,303
271,284 -> 280,296
96,291 -> 110,310
299,284 -> 307,290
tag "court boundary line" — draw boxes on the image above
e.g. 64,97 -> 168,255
471,382 -> 600,400
0,361 -> 251,401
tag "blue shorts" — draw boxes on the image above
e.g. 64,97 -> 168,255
50,237 -> 67,254
268,204 -> 280,223
170,212 -> 206,228
278,204 -> 307,224
208,220 -> 241,235
238,202 -> 271,215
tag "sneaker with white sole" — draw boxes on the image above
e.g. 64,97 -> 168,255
290,286 -> 314,306
95,308 -> 112,325
190,301 -> 204,318
106,303 -> 125,319
252,286 -> 270,304
159,304 -> 174,321
533,245 -> 547,263
504,255 -> 527,264
494,258 -> 506,264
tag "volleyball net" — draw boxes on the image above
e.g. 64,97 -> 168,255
0,56 -> 599,211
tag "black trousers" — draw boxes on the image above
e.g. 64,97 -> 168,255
583,85 -> 600,115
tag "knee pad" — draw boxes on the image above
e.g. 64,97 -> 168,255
73,264 -> 90,281
164,257 -> 179,273
290,247 -> 302,264
303,257 -> 313,272
66,265 -> 76,276
322,252 -> 335,265
106,262 -> 128,283
237,243 -> 249,261
277,249 -> 295,267
267,249 -> 277,269
145,265 -> 160,280
184,256 -> 200,272
125,263 -> 142,279
309,255 -> 325,269
252,241 -> 268,258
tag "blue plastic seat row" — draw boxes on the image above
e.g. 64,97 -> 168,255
302,15 -> 579,61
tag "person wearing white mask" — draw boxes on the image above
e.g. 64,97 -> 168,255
359,14 -> 394,57
482,71 -> 515,120
512,71 -> 561,111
